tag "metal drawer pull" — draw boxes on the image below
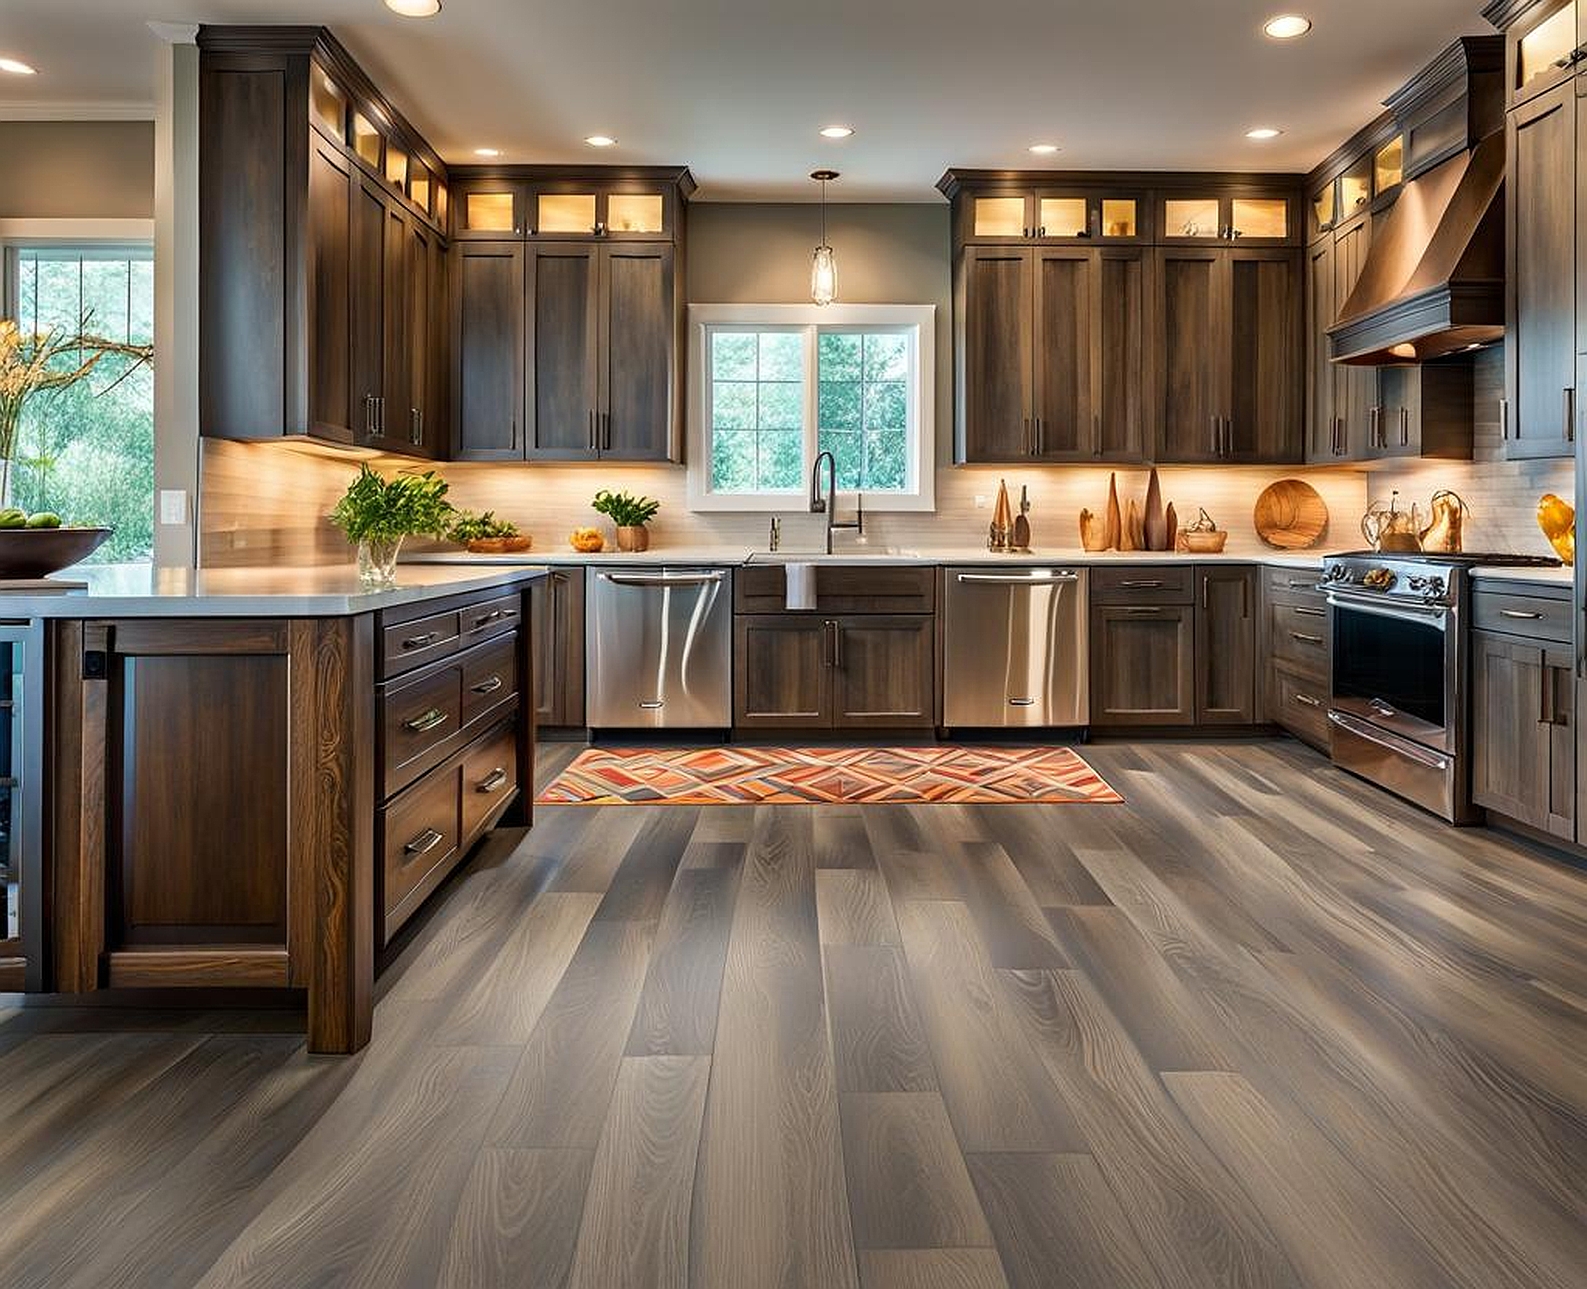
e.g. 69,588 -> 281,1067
1290,632 -> 1325,645
1118,579 -> 1164,589
1498,609 -> 1543,620
472,609 -> 507,629
471,675 -> 504,695
1286,579 -> 1319,590
1292,606 -> 1326,618
1009,698 -> 1037,707
1123,607 -> 1162,615
404,828 -> 445,857
476,768 -> 508,793
403,707 -> 450,733
401,631 -> 440,650
1293,692 -> 1321,708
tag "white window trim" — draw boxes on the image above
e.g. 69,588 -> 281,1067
686,302 -> 936,513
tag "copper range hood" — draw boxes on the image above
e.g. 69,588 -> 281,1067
1328,130 -> 1505,366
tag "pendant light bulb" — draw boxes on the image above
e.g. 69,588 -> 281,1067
810,170 -> 839,307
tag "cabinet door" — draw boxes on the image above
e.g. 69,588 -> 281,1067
452,178 -> 525,240
452,241 -> 525,460
958,246 -> 1034,461
1195,565 -> 1256,724
1096,248 -> 1147,461
1375,366 -> 1422,458
306,133 -> 355,444
600,243 -> 674,461
1227,249 -> 1301,463
1305,236 -> 1341,461
383,204 -> 411,452
1333,215 -> 1377,457
350,172 -> 388,445
527,242 -> 601,459
1031,249 -> 1094,459
530,570 -> 585,727
401,217 -> 433,454
1155,248 -> 1227,463
1089,605 -> 1195,725
832,616 -> 936,730
1507,82 -> 1576,460
1472,632 -> 1573,837
734,616 -> 832,729
424,234 -> 449,457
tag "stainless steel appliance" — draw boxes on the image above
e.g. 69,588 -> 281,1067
943,567 -> 1088,728
586,567 -> 733,728
0,619 -> 44,988
1321,551 -> 1560,823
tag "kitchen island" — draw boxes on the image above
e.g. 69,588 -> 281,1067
5,562 -> 546,1053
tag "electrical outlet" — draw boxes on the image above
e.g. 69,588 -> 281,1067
974,494 -> 990,509
158,489 -> 188,525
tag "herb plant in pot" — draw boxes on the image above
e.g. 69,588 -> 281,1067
592,489 -> 660,552
330,464 -> 455,588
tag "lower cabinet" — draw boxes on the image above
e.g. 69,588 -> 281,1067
1258,564 -> 1330,749
735,613 -> 935,730
1195,565 -> 1257,724
530,569 -> 586,727
1471,630 -> 1574,839
1089,605 -> 1196,725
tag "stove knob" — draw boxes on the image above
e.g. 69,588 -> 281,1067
1326,564 -> 1346,581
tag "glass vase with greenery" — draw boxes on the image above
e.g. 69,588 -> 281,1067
0,317 -> 153,510
591,489 -> 661,552
329,464 -> 456,587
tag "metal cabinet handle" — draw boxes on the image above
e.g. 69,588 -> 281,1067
1033,416 -> 1044,454
1210,415 -> 1221,456
471,608 -> 508,630
403,707 -> 450,733
404,828 -> 445,856
1399,406 -> 1409,447
601,411 -> 612,451
401,631 -> 440,650
1293,692 -> 1321,708
1500,396 -> 1511,440
364,393 -> 376,436
410,407 -> 422,445
598,572 -> 727,587
1566,387 -> 1576,444
1498,609 -> 1543,620
1287,579 -> 1319,591
956,572 -> 1081,584
831,619 -> 843,669
1123,607 -> 1162,615
588,409 -> 597,451
1290,632 -> 1325,645
1369,405 -> 1381,449
1292,605 -> 1325,618
471,675 -> 504,695
1118,579 -> 1164,589
476,767 -> 508,793
822,619 -> 836,668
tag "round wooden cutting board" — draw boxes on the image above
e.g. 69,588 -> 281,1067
1254,479 -> 1329,549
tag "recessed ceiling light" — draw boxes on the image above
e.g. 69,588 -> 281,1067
1263,14 -> 1312,39
384,0 -> 442,16
1246,127 -> 1284,140
819,126 -> 854,139
1028,143 -> 1060,155
473,147 -> 502,158
0,57 -> 37,75
585,135 -> 617,148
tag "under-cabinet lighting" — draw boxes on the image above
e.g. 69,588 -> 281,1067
0,57 -> 37,75
1028,143 -> 1060,155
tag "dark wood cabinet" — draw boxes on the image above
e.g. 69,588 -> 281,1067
734,610 -> 935,731
529,569 -> 585,727
453,241 -> 526,460
1258,565 -> 1331,750
528,242 -> 602,459
1472,630 -> 1574,838
1331,216 -> 1377,459
198,28 -> 448,457
1155,248 -> 1302,464
1506,80 -> 1577,459
1305,236 -> 1342,460
957,246 -> 1033,461
1089,604 -> 1196,726
1370,361 -> 1475,459
599,244 -> 676,461
1195,565 -> 1257,724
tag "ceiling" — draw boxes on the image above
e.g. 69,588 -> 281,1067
1,1 -> 1489,201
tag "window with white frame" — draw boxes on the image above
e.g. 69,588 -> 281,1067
687,304 -> 935,511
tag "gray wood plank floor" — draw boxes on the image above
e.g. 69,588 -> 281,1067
4,738 -> 1587,1288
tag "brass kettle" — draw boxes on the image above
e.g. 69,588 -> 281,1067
1419,490 -> 1468,554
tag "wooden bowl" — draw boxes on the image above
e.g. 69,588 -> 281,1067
1179,529 -> 1229,553
1254,480 -> 1329,550
465,535 -> 532,555
0,526 -> 111,578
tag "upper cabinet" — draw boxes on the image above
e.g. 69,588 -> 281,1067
1487,0 -> 1582,107
1156,189 -> 1298,246
941,175 -> 1149,245
450,173 -> 689,241
198,28 -> 448,457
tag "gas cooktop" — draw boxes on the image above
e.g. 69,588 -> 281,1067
1332,551 -> 1563,568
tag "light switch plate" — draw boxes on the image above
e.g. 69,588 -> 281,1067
974,494 -> 990,509
158,489 -> 188,525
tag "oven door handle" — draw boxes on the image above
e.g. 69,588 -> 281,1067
597,572 -> 728,588
1327,709 -> 1451,771
1325,592 -> 1449,627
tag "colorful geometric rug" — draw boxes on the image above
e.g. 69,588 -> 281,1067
537,745 -> 1122,806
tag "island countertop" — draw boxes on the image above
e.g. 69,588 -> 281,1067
0,561 -> 550,618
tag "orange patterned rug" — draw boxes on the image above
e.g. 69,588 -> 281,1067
538,745 -> 1122,806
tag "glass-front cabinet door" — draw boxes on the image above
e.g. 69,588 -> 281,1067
453,179 -> 525,238
1309,179 -> 1337,241
1508,0 -> 1578,107
966,191 -> 1145,243
1374,135 -> 1405,200
1338,154 -> 1373,224
1158,192 -> 1294,245
531,184 -> 673,239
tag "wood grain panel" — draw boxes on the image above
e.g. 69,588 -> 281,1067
817,869 -> 901,946
825,945 -> 938,1094
858,1249 -> 1010,1289
625,867 -> 739,1057
441,1149 -> 593,1289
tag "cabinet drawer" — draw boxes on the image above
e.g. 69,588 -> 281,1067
379,759 -> 462,942
735,565 -> 935,614
382,660 -> 464,798
462,720 -> 519,840
461,631 -> 519,729
382,608 -> 461,676
461,592 -> 522,641
1270,664 -> 1329,749
1089,565 -> 1194,604
1470,591 -> 1572,643
1267,600 -> 1330,670
1263,565 -> 1326,600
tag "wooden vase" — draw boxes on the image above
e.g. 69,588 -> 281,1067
1143,468 -> 1168,550
1104,473 -> 1122,550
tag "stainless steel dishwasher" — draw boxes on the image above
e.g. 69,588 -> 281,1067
942,567 -> 1088,727
586,567 -> 733,728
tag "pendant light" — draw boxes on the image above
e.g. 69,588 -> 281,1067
810,169 -> 839,306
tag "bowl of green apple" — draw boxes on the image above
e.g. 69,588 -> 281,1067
0,508 -> 111,578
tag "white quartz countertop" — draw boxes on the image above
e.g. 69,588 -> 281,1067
0,561 -> 549,618
1467,565 -> 1574,586
406,547 -> 1330,570
407,547 -> 756,567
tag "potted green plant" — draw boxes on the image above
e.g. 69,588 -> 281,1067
329,464 -> 455,587
591,489 -> 660,552
446,509 -> 531,555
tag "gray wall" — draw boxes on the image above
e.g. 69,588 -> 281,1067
684,202 -> 953,460
0,121 -> 155,218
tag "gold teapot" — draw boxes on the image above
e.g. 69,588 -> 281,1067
1419,490 -> 1468,553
